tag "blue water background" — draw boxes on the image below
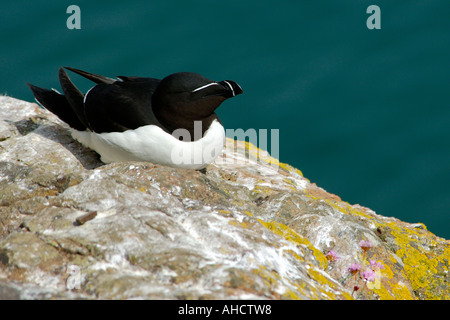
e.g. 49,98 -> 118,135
1,0 -> 449,239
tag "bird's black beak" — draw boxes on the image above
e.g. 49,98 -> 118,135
218,80 -> 244,98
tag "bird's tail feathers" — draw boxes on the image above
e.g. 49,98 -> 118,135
27,83 -> 87,131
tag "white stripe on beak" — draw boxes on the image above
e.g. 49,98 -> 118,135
223,81 -> 235,97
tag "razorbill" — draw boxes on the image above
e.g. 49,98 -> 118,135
27,67 -> 243,169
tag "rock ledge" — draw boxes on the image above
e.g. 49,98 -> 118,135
0,96 -> 449,300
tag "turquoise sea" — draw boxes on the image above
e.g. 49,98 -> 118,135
1,1 -> 449,239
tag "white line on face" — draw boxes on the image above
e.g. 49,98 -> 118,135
191,82 -> 219,93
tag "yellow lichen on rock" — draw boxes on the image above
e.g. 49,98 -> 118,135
303,178 -> 450,300
386,221 -> 450,299
226,138 -> 449,300
391,282 -> 415,300
371,263 -> 415,300
224,138 -> 303,177
257,219 -> 328,269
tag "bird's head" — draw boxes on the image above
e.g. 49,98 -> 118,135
152,72 -> 243,135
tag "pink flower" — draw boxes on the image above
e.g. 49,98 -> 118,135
370,260 -> 384,270
325,250 -> 340,262
348,263 -> 361,275
362,269 -> 376,282
359,240 -> 373,252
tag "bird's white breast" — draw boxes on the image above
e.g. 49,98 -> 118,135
71,119 -> 225,169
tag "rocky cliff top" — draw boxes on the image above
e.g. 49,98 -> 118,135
0,95 -> 449,300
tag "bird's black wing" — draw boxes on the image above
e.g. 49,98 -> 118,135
66,66 -> 155,84
64,67 -> 117,84
83,78 -> 163,133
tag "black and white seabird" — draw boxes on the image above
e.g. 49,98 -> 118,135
27,67 -> 243,169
